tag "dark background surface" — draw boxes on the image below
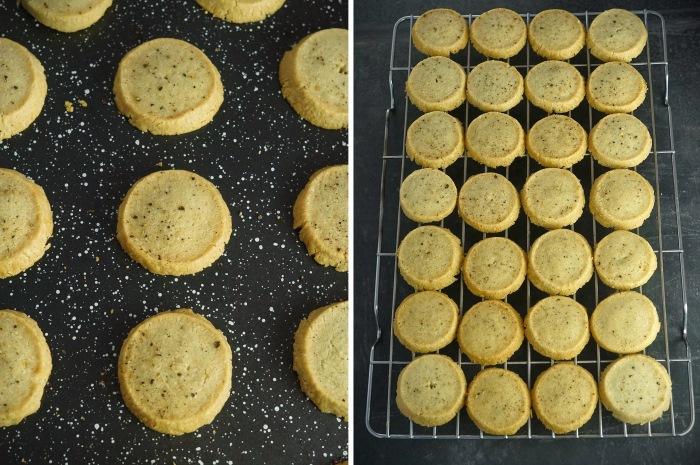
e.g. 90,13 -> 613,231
354,1 -> 700,463
0,0 -> 347,464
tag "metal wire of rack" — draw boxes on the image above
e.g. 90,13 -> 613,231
366,10 -> 694,439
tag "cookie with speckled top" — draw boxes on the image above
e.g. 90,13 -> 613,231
406,56 -> 467,112
466,60 -> 523,113
293,165 -> 348,272
411,8 -> 469,57
589,169 -> 654,230
0,310 -> 52,427
586,62 -> 647,114
0,38 -> 47,140
458,300 -> 524,366
587,9 -> 648,63
399,168 -> 457,223
521,168 -> 585,229
462,237 -> 527,300
405,111 -> 464,169
590,291 -> 660,354
195,0 -> 285,23
397,225 -> 462,291
280,28 -> 348,129
466,368 -> 530,436
117,170 -> 232,276
293,301 -> 348,421
21,0 -> 112,32
0,168 -> 53,279
393,291 -> 459,353
470,8 -> 527,59
528,9 -> 586,61
526,115 -> 587,169
524,61 -> 586,114
457,173 -> 520,233
594,230 -> 657,290
528,229 -> 594,296
524,296 -> 589,360
465,112 -> 525,168
589,113 -> 652,169
118,309 -> 232,435
113,38 -> 224,135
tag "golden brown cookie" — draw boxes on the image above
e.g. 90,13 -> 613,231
528,9 -> 586,60
590,291 -> 660,354
457,172 -> 520,233
412,9 -> 469,57
524,296 -> 589,360
397,225 -> 463,291
457,300 -> 524,365
524,60 -> 586,114
521,168 -> 585,229
589,113 -> 652,169
594,230 -> 657,290
399,169 -> 457,223
586,62 -> 647,114
466,60 -> 523,113
465,112 -> 525,168
393,291 -> 459,353
466,368 -> 530,435
195,0 -> 285,23
462,237 -> 527,299
589,169 -> 654,230
528,229 -> 594,296
20,0 -> 112,32
405,111 -> 464,169
526,115 -> 587,169
406,56 -> 467,112
587,9 -> 648,63
470,8 -> 527,59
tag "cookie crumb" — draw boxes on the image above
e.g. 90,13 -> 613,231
78,99 -> 88,107
65,101 -> 74,112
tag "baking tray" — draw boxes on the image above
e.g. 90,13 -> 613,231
366,9 -> 694,439
0,1 -> 348,463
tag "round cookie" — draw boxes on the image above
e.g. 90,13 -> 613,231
0,38 -> 47,140
528,229 -> 594,296
393,291 -> 459,353
0,310 -> 52,427
20,0 -> 112,32
587,9 -> 648,63
294,165 -> 348,271
466,60 -> 523,113
457,300 -> 524,366
599,354 -> 672,425
586,62 -> 647,114
116,169 -> 232,276
466,368 -> 530,436
528,9 -> 586,61
411,9 -> 469,57
397,225 -> 462,291
462,237 -> 527,300
589,113 -> 652,169
589,169 -> 654,230
405,111 -> 464,169
406,56 -> 466,112
525,61 -> 585,114
526,115 -> 587,169
465,112 -> 525,168
457,172 -> 520,233
0,168 -> 53,279
118,309 -> 233,435
594,230 -> 657,290
293,301 -> 348,420
532,363 -> 598,434
470,8 -> 527,59
521,168 -> 585,229
280,28 -> 348,129
195,0 -> 285,23
114,38 -> 224,135
396,354 -> 467,427
524,296 -> 589,360
590,291 -> 660,354
399,169 -> 457,223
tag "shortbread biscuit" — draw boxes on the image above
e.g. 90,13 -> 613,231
0,168 -> 53,279
465,112 -> 525,168
0,38 -> 47,140
590,291 -> 660,354
400,169 -> 457,223
589,169 -> 654,230
600,354 -> 671,424
396,354 -> 466,427
470,8 -> 527,59
393,291 -> 459,353
466,368 -> 530,436
280,28 -> 348,129
406,56 -> 467,112
587,62 -> 647,114
528,229 -> 594,295
462,237 -> 527,299
594,230 -> 657,290
117,170 -> 232,276
412,9 -> 469,57
525,61 -> 585,114
589,113 -> 652,169
532,363 -> 598,434
0,310 -> 52,427
405,111 -> 464,169
114,38 -> 223,135
524,296 -> 589,360
466,60 -> 523,113
21,0 -> 112,32
118,309 -> 232,435
587,9 -> 648,63
397,225 -> 462,291
294,301 -> 348,420
457,173 -> 520,233
294,165 -> 348,271
521,168 -> 585,229
526,115 -> 587,168
458,300 -> 524,365
195,0 -> 285,23
528,9 -> 586,61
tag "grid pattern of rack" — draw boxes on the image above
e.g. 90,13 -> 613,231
366,10 -> 694,439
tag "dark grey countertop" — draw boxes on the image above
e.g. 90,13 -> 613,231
353,1 -> 700,463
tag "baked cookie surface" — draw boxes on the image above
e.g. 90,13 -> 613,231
594,230 -> 657,290
587,62 -> 647,114
458,172 -> 520,233
466,368 -> 530,435
521,168 -> 585,229
524,296 -> 589,360
21,0 -> 112,32
590,291 -> 660,354
528,229 -> 594,295
412,9 -> 469,57
405,111 -> 464,169
118,309 -> 232,435
526,115 -> 587,168
294,301 -> 348,420
470,8 -> 527,59
195,0 -> 285,23
528,9 -> 586,61
457,300 -> 524,365
406,56 -> 466,112
466,60 -> 523,113
462,237 -> 527,299
465,112 -> 525,168
399,168 -> 457,223
587,9 -> 648,63
394,291 -> 459,353
397,225 -> 462,291
524,60 -> 585,114
589,169 -> 654,230
280,28 -> 348,129
589,113 -> 652,169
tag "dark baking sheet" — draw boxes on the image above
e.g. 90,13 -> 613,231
0,1 -> 348,463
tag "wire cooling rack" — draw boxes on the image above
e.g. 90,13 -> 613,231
366,10 -> 694,439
